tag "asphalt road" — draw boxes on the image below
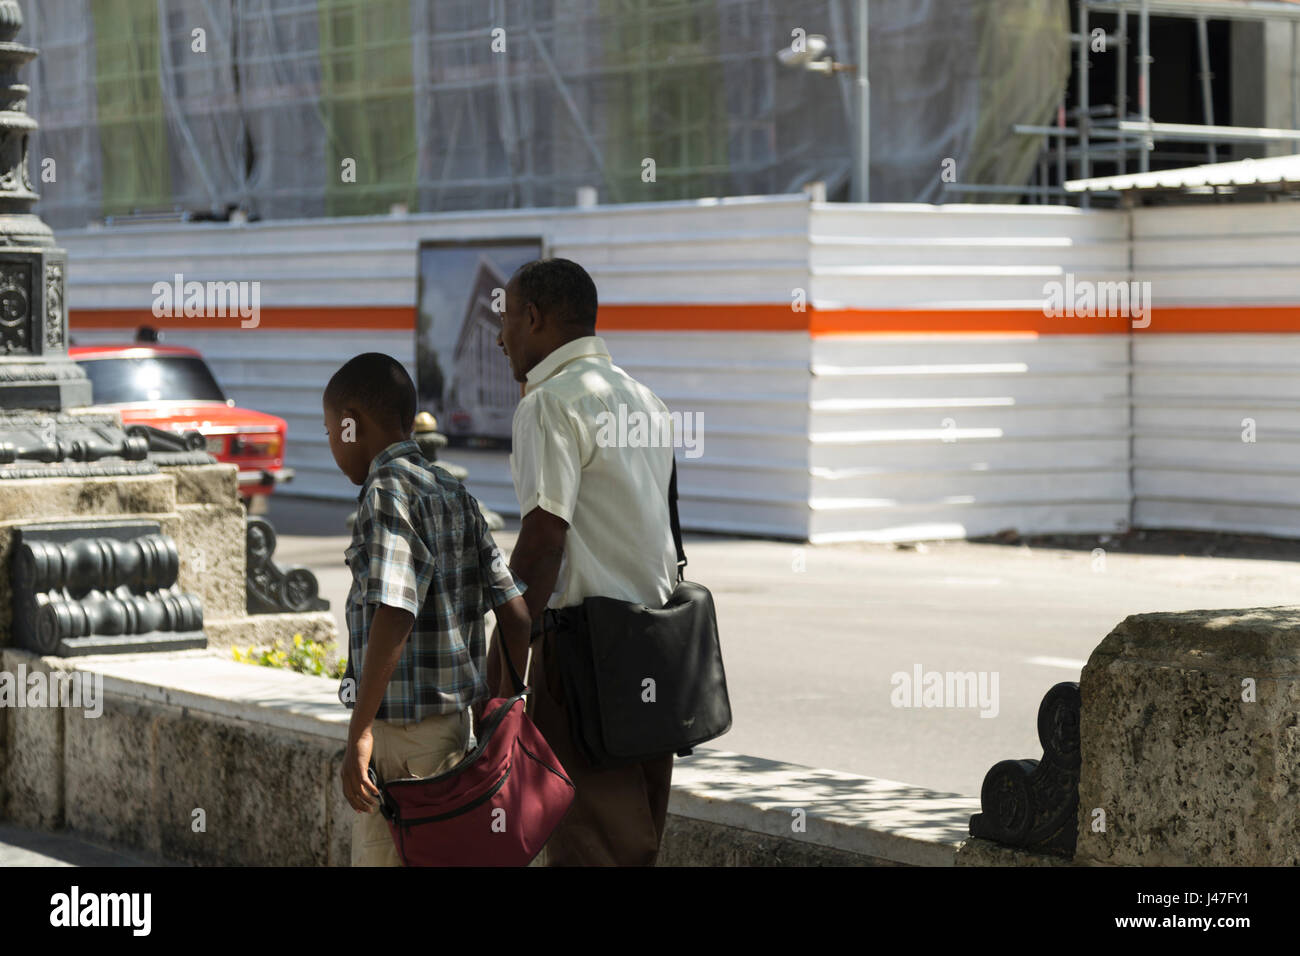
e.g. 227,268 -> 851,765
263,494 -> 1300,798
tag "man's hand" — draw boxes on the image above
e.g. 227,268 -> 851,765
488,595 -> 532,698
486,625 -> 504,694
488,509 -> 566,700
496,669 -> 520,700
499,598 -> 535,697
487,644 -> 515,699
342,727 -> 380,813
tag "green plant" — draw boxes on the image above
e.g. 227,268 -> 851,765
233,632 -> 348,679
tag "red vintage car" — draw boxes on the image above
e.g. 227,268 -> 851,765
70,344 -> 293,513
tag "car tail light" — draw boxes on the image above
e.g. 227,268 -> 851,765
230,434 -> 282,458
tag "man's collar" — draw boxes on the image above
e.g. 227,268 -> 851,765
358,438 -> 422,496
524,335 -> 609,395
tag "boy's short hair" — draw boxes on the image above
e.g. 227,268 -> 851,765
511,257 -> 597,331
324,353 -> 417,434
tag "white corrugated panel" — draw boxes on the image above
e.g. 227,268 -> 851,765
62,197 -> 1300,543
807,204 -> 1133,542
60,196 -> 815,539
1132,200 -> 1300,535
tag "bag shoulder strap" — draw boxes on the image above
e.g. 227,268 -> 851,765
669,456 -> 686,584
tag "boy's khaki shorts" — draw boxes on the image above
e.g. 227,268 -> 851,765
351,709 -> 471,867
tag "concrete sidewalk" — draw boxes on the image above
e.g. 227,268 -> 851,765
265,493 -> 1300,796
0,824 -> 170,867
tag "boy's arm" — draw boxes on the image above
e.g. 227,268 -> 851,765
342,603 -> 414,813
340,484 -> 433,813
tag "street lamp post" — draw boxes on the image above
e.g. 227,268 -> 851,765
776,1 -> 870,202
855,0 -> 869,202
0,0 -> 88,403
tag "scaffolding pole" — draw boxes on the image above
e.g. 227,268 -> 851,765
1139,0 -> 1152,172
1079,2 -> 1091,205
1196,16 -> 1217,162
1117,8 -> 1128,173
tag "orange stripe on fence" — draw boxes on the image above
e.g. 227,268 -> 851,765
810,309 -> 1130,336
70,304 -> 808,334
1129,306 -> 1300,334
596,303 -> 809,331
812,306 -> 1300,335
70,307 -> 417,331
68,304 -> 1300,335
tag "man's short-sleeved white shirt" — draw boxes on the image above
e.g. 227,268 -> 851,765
510,335 -> 677,609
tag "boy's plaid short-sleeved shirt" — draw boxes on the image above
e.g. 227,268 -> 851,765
339,439 -> 525,724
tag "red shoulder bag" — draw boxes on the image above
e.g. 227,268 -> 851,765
367,636 -> 574,866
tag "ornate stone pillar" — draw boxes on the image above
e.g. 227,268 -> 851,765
0,0 -> 91,408
0,1 -> 214,658
0,2 -> 211,478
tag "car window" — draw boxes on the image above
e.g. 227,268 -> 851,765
77,357 -> 227,404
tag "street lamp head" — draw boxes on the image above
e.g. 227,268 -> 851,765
777,34 -> 829,69
0,2 -> 21,42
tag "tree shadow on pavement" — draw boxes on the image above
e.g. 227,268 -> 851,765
967,528 -> 1300,563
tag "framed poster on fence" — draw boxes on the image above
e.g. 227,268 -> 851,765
416,237 -> 545,448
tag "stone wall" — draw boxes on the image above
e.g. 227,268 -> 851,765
8,603 -> 1300,866
0,460 -> 336,659
0,647 -> 975,866
957,605 -> 1300,866
1075,606 -> 1300,867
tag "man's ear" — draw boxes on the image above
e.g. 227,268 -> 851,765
526,300 -> 544,334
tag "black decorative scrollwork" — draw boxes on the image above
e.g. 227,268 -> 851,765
11,521 -> 206,656
969,681 -> 1080,856
246,516 -> 329,614
0,414 -> 154,471
123,423 -> 208,453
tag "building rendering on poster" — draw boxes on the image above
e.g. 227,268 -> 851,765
415,238 -> 543,446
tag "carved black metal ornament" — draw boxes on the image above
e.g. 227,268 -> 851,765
0,411 -> 148,468
969,681 -> 1080,856
246,516 -> 328,614
11,520 -> 206,656
122,423 -> 216,467
123,424 -> 205,453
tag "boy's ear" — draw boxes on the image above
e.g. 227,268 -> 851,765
338,406 -> 363,443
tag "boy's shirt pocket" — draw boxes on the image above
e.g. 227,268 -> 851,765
344,540 -> 365,576
344,542 -> 367,607
339,541 -> 368,704
343,541 -> 368,661
353,487 -> 434,617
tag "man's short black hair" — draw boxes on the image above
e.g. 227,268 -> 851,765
511,257 -> 597,331
324,353 -> 417,434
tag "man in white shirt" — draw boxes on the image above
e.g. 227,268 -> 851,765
487,257 -> 679,866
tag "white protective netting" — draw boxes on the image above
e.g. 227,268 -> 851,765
24,0 -> 1071,229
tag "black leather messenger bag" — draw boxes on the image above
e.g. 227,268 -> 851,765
536,458 -> 732,769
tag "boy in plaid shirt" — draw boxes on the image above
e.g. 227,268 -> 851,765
323,352 -> 532,866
